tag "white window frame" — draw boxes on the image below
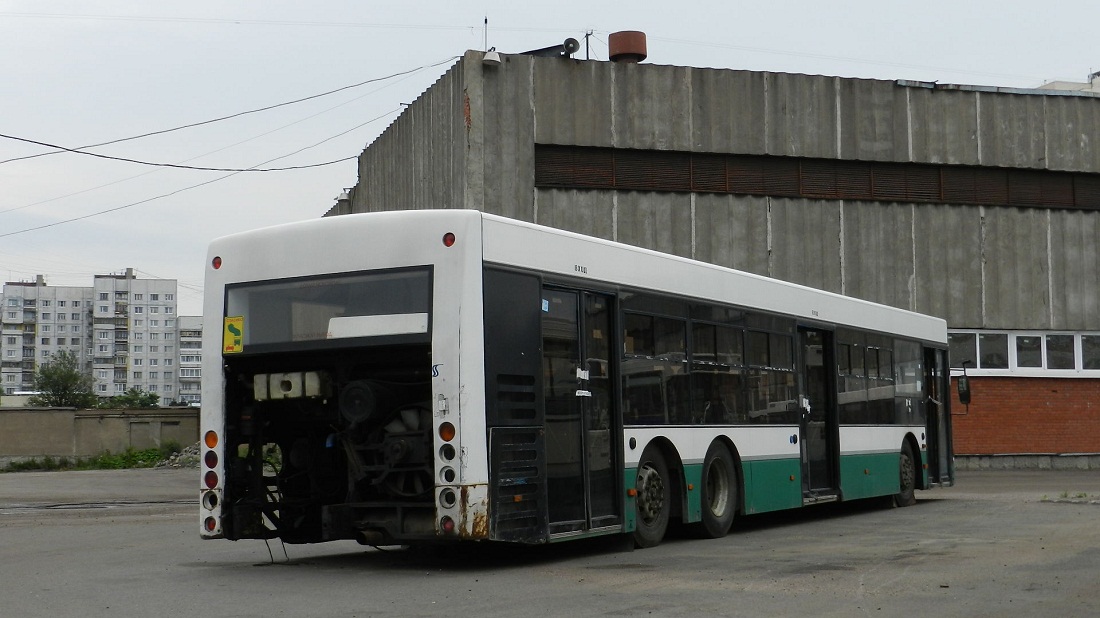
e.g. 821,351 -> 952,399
949,329 -> 1100,377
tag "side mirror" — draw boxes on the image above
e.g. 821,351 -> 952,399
957,363 -> 972,405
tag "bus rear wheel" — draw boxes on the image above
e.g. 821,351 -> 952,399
895,442 -> 917,507
697,441 -> 737,538
633,447 -> 670,548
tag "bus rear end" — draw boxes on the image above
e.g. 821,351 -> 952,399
199,212 -> 486,545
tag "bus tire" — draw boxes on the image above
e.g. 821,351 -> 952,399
895,442 -> 917,507
633,447 -> 670,548
697,441 -> 737,538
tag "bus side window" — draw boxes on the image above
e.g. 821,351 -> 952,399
690,323 -> 744,424
622,313 -> 688,425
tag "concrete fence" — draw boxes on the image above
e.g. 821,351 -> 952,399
0,407 -> 198,466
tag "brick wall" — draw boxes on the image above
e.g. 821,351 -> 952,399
951,377 -> 1100,455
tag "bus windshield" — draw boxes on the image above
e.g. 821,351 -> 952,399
226,267 -> 431,347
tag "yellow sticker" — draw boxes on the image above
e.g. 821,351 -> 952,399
223,316 -> 244,354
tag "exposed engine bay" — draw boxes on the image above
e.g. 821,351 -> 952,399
220,344 -> 433,543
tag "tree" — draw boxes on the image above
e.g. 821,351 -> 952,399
105,388 -> 161,409
28,350 -> 97,408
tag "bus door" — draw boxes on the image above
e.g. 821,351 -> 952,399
797,327 -> 839,501
542,288 -> 619,535
924,347 -> 954,485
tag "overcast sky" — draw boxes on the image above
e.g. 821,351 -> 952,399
2,1 -> 1097,315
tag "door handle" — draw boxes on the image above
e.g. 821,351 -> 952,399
575,390 -> 592,397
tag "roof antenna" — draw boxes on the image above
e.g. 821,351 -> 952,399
483,15 -> 488,51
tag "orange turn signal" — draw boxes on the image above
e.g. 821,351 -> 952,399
439,422 -> 456,442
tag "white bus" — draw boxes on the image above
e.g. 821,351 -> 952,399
199,210 -> 954,548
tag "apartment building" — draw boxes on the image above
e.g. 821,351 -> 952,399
177,315 -> 202,405
1,275 -> 94,395
91,269 -> 180,405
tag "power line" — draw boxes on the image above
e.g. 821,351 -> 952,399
0,76 -> 414,216
0,56 -> 458,165
0,108 -> 398,239
0,133 -> 355,171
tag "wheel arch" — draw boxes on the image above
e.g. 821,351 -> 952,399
711,435 -> 745,517
902,431 -> 925,490
639,436 -> 686,522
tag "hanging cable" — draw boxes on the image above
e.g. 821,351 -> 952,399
0,55 -> 458,165
0,108 -> 398,238
0,133 -> 355,171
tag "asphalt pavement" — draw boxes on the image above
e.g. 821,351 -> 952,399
1,468 -> 1098,617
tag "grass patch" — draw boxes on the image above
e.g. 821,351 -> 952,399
2,444 -> 181,473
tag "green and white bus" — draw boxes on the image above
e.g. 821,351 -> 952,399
199,209 -> 954,548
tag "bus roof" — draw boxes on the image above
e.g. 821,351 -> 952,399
207,209 -> 946,345
477,211 -> 947,345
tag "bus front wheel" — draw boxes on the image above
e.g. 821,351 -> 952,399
633,447 -> 670,548
895,442 -> 917,507
697,441 -> 737,538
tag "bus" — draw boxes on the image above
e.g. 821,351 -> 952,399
199,209 -> 954,548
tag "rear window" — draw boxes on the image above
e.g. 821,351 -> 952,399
226,268 -> 431,348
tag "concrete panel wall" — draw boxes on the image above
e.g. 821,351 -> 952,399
690,70 -> 767,154
533,189 -> 616,240
1050,210 -> 1100,330
913,204 -> 983,326
691,194 -> 771,275
0,409 -> 198,462
978,93 -> 1046,168
610,63 -> 695,151
1043,96 -> 1100,172
477,55 -> 536,220
908,88 -> 980,165
982,208 -> 1052,329
352,60 -> 466,213
0,410 -> 74,456
533,57 -> 615,147
765,73 -> 838,159
613,192 -> 693,259
768,198 -> 843,292
841,201 -> 914,309
838,78 -> 910,162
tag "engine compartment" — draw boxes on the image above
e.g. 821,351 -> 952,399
220,343 -> 433,543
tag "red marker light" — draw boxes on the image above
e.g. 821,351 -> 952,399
442,232 -> 456,247
212,256 -> 222,270
440,516 -> 456,533
204,471 -> 219,489
204,517 -> 217,532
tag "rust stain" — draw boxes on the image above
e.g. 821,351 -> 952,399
463,89 -> 472,132
458,485 -> 490,539
471,510 -> 488,539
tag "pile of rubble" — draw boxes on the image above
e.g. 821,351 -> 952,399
155,442 -> 201,468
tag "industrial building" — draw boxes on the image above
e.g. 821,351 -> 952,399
326,35 -> 1100,465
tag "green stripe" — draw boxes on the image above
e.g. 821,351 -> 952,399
742,458 -> 803,514
683,464 -> 702,523
838,452 -> 900,500
623,468 -> 636,532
